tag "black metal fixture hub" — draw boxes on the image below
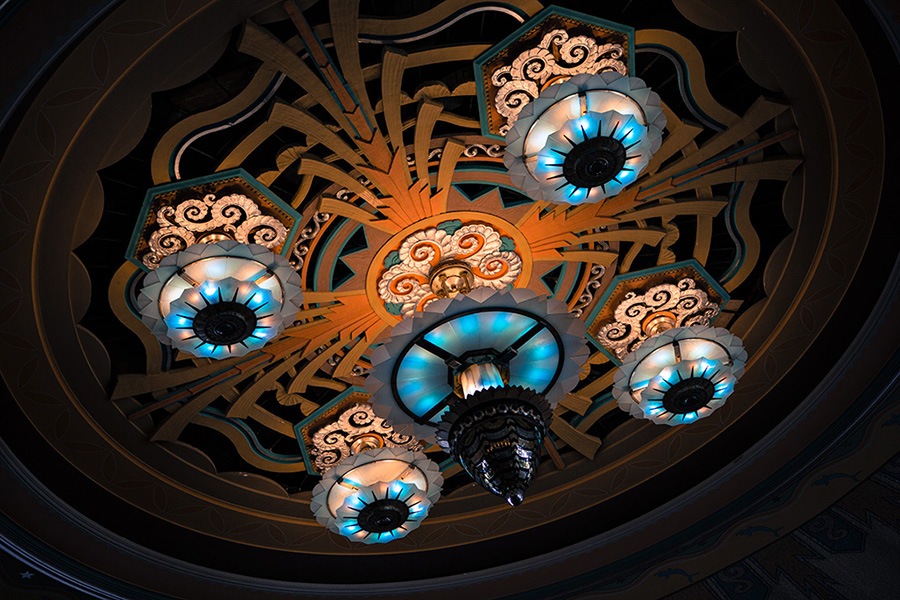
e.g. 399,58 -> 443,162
438,386 -> 552,506
662,377 -> 716,414
192,302 -> 258,345
562,135 -> 627,188
356,498 -> 411,534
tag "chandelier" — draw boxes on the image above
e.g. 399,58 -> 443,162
367,287 -> 588,505
584,264 -> 748,425
613,325 -> 747,425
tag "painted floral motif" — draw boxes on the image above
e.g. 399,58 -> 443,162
377,222 -> 522,317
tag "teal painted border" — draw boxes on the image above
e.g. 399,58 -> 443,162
293,386 -> 369,475
201,407 -> 303,464
721,181 -> 748,283
634,42 -> 726,131
125,168 -> 302,273
330,224 -> 368,291
584,259 -> 731,365
317,217 -> 349,292
539,262 -> 567,296
474,5 -> 636,140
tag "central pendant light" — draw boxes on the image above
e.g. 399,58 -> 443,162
366,288 -> 588,505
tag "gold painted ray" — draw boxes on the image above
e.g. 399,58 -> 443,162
644,111 -> 703,176
297,157 -> 381,206
227,354 -> 307,419
270,102 -> 363,167
238,21 -> 350,133
642,97 -> 789,187
435,139 -> 466,214
317,196 -> 399,233
333,332 -> 378,379
414,100 -> 443,185
249,405 -> 297,438
329,0 -> 377,123
381,48 -> 409,155
516,202 -> 619,259
575,228 -> 668,246
550,416 -> 602,459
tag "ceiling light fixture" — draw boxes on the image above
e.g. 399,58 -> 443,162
310,447 -> 442,544
137,240 -> 302,359
504,72 -> 666,205
613,325 -> 747,425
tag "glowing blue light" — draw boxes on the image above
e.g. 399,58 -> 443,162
566,187 -> 588,202
397,380 -> 424,398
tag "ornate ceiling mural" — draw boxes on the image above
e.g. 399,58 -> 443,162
0,0 -> 898,598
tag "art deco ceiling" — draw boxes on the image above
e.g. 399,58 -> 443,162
0,0 -> 898,598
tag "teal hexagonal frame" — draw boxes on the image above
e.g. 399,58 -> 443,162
474,5 -> 636,140
126,168 -> 302,272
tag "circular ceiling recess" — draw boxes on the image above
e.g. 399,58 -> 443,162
1,0 -> 899,598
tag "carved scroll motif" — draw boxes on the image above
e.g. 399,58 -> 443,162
310,403 -> 418,473
142,193 -> 288,268
377,223 -> 523,317
596,278 -> 720,359
491,30 -> 626,135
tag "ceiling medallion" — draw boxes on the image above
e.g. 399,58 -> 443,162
366,287 -> 588,503
377,221 -> 523,318
596,278 -> 720,360
137,240 -> 303,359
504,72 -> 666,205
307,402 -> 419,475
310,447 -> 443,544
492,31 -> 626,135
127,169 -> 300,271
475,6 -> 634,138
586,261 -> 729,362
612,326 -> 747,425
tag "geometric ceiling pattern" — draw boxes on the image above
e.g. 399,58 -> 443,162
0,0 -> 898,598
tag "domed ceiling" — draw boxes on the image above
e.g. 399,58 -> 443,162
1,0 -> 899,598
